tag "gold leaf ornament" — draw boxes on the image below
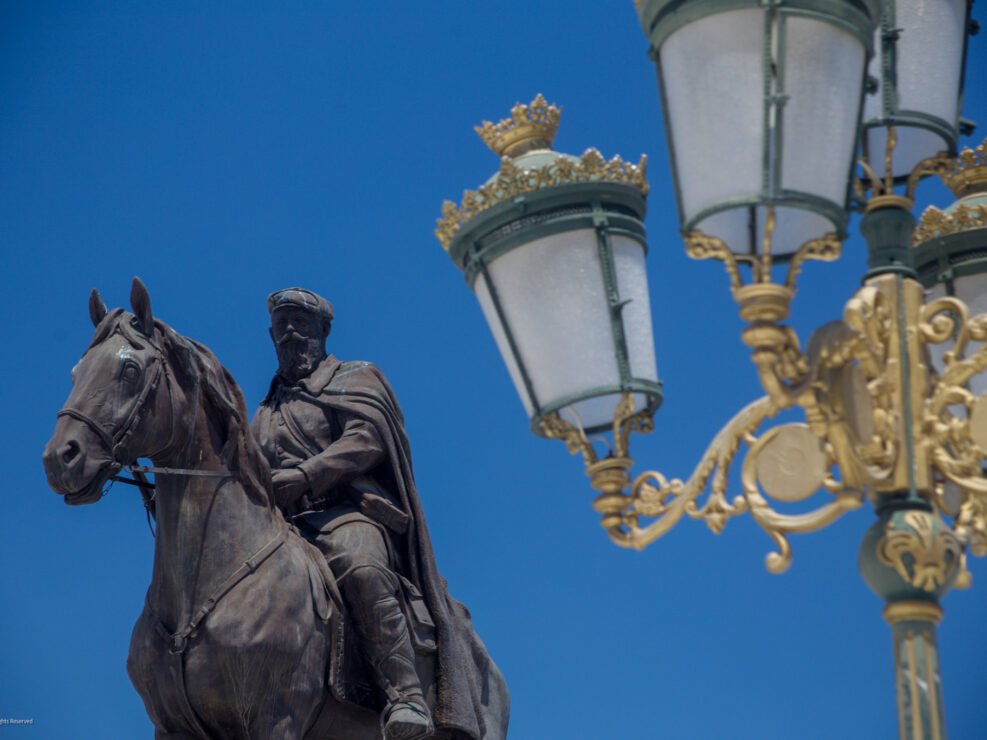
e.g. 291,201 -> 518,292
914,203 -> 987,244
436,139 -> 648,250
877,511 -> 963,592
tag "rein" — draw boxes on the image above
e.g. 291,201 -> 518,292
114,465 -> 233,489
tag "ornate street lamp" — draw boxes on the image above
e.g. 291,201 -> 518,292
436,2 -> 982,737
435,95 -> 662,436
639,0 -> 875,258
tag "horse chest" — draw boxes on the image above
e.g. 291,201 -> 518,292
127,546 -> 332,738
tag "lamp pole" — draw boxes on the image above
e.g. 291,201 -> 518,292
436,1 -> 981,737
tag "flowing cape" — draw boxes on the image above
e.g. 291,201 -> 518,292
292,356 -> 493,740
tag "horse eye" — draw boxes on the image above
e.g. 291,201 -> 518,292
121,362 -> 141,384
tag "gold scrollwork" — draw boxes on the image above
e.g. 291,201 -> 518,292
581,393 -> 864,573
739,420 -> 863,574
877,511 -> 963,592
784,233 -> 842,290
611,393 -> 655,460
920,297 -> 987,551
682,217 -> 840,296
683,231 -> 744,290
734,278 -> 899,491
539,413 -> 598,469
956,495 -> 987,559
622,396 -> 778,547
539,393 -> 656,470
550,276 -> 916,573
540,190 -> 987,581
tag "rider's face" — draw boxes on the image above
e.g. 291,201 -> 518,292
272,307 -> 322,341
270,307 -> 327,383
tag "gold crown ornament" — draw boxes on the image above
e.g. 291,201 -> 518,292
435,94 -> 648,251
474,93 -> 562,158
941,138 -> 987,198
913,138 -> 987,244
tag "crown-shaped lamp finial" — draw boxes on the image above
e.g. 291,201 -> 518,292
942,138 -> 987,197
474,94 -> 562,159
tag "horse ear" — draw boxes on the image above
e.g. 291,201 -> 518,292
88,288 -> 108,327
130,277 -> 154,335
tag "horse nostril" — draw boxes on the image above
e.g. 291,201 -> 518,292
61,440 -> 81,464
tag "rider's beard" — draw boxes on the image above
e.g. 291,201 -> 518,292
275,332 -> 326,385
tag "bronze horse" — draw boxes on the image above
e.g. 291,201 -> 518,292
42,280 -> 508,740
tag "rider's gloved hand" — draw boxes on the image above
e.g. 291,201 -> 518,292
271,467 -> 310,507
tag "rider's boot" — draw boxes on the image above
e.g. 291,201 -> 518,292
347,566 -> 433,740
382,699 -> 433,740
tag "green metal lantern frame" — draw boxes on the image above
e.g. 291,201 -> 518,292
914,226 -> 987,292
861,0 -> 976,182
447,181 -> 664,435
638,0 -> 879,255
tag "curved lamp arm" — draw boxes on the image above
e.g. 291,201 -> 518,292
542,273 -> 987,580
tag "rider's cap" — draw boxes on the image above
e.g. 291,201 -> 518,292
267,287 -> 334,323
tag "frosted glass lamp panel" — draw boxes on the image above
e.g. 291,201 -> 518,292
612,235 -> 658,383
953,274 -> 987,317
864,126 -> 951,179
557,235 -> 661,430
862,0 -> 966,179
895,0 -> 966,125
952,274 -> 987,398
481,229 -> 621,418
693,209 -> 751,254
697,204 -> 833,256
474,277 -> 535,417
771,207 -> 835,254
924,281 -> 947,302
661,9 -> 764,224
780,19 -> 866,205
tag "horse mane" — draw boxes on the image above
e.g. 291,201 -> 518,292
154,320 -> 274,508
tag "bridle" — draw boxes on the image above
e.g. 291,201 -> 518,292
58,344 -> 165,471
56,326 -> 232,506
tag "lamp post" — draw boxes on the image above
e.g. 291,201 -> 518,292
436,0 -> 981,736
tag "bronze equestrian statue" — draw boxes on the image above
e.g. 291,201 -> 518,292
253,286 -> 498,740
42,279 -> 509,740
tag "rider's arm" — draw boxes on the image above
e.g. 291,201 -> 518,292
295,412 -> 385,499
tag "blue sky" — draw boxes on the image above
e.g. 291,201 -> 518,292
2,3 -> 986,738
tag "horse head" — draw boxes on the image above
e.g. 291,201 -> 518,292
43,278 -> 180,504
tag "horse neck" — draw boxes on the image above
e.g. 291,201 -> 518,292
148,398 -> 280,629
